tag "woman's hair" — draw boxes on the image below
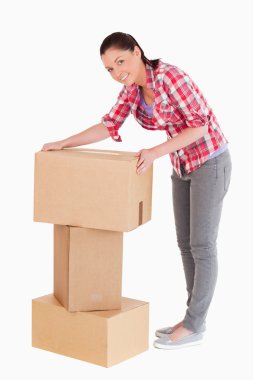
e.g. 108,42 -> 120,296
100,32 -> 161,69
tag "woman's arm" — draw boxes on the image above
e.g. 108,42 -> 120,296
151,125 -> 208,159
41,122 -> 110,151
135,125 -> 208,175
61,123 -> 110,147
100,85 -> 131,142
150,66 -> 209,159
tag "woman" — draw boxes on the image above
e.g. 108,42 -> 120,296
42,32 -> 232,350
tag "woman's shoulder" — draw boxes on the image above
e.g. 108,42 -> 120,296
156,60 -> 189,79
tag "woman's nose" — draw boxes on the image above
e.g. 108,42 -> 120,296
115,70 -> 122,80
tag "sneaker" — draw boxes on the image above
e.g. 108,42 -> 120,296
153,332 -> 204,350
155,323 -> 206,339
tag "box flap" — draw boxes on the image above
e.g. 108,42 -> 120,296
36,148 -> 138,162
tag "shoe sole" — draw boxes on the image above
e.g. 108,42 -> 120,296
153,339 -> 203,350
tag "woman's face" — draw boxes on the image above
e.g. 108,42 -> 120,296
101,46 -> 145,87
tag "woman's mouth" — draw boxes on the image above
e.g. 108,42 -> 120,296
120,73 -> 129,81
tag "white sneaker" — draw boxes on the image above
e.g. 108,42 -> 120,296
155,323 -> 206,339
154,332 -> 204,350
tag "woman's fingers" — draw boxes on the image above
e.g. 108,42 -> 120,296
137,157 -> 144,168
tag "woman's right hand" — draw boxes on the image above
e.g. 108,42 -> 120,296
41,141 -> 64,151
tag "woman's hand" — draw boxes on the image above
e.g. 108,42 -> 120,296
41,141 -> 64,151
134,148 -> 156,175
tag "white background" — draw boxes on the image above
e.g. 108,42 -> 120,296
1,0 -> 252,378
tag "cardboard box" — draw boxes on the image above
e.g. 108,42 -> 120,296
54,225 -> 123,312
32,294 -> 149,367
33,148 -> 153,232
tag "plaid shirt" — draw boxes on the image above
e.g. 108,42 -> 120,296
101,60 -> 228,177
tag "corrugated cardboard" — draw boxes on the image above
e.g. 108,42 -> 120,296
33,148 -> 153,232
32,294 -> 149,367
54,225 -> 123,312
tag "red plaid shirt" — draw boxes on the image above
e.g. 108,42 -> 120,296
101,60 -> 228,177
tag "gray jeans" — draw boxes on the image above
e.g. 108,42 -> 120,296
171,149 -> 232,333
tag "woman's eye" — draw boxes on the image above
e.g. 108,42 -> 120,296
107,60 -> 124,73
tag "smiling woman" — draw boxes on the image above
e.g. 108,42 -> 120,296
100,33 -> 160,90
41,31 -> 232,351
98,31 -> 232,350
100,32 -> 160,72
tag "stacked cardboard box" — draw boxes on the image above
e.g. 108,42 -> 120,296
32,147 -> 153,367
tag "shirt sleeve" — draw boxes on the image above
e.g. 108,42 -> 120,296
163,67 -> 210,128
101,85 -> 131,142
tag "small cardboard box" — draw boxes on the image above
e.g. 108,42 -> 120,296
33,148 -> 153,232
54,224 -> 123,312
32,294 -> 149,367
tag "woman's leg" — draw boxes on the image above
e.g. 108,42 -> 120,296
182,150 -> 232,333
171,168 -> 195,309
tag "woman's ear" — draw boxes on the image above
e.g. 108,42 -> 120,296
134,45 -> 141,57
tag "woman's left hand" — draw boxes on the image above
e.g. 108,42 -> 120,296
134,148 -> 156,175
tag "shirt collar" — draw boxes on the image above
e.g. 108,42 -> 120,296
145,62 -> 156,90
127,61 -> 157,93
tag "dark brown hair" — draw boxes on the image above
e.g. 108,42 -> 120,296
100,32 -> 161,69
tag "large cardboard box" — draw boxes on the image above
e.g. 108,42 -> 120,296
54,225 -> 123,312
33,148 -> 153,232
32,294 -> 149,367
